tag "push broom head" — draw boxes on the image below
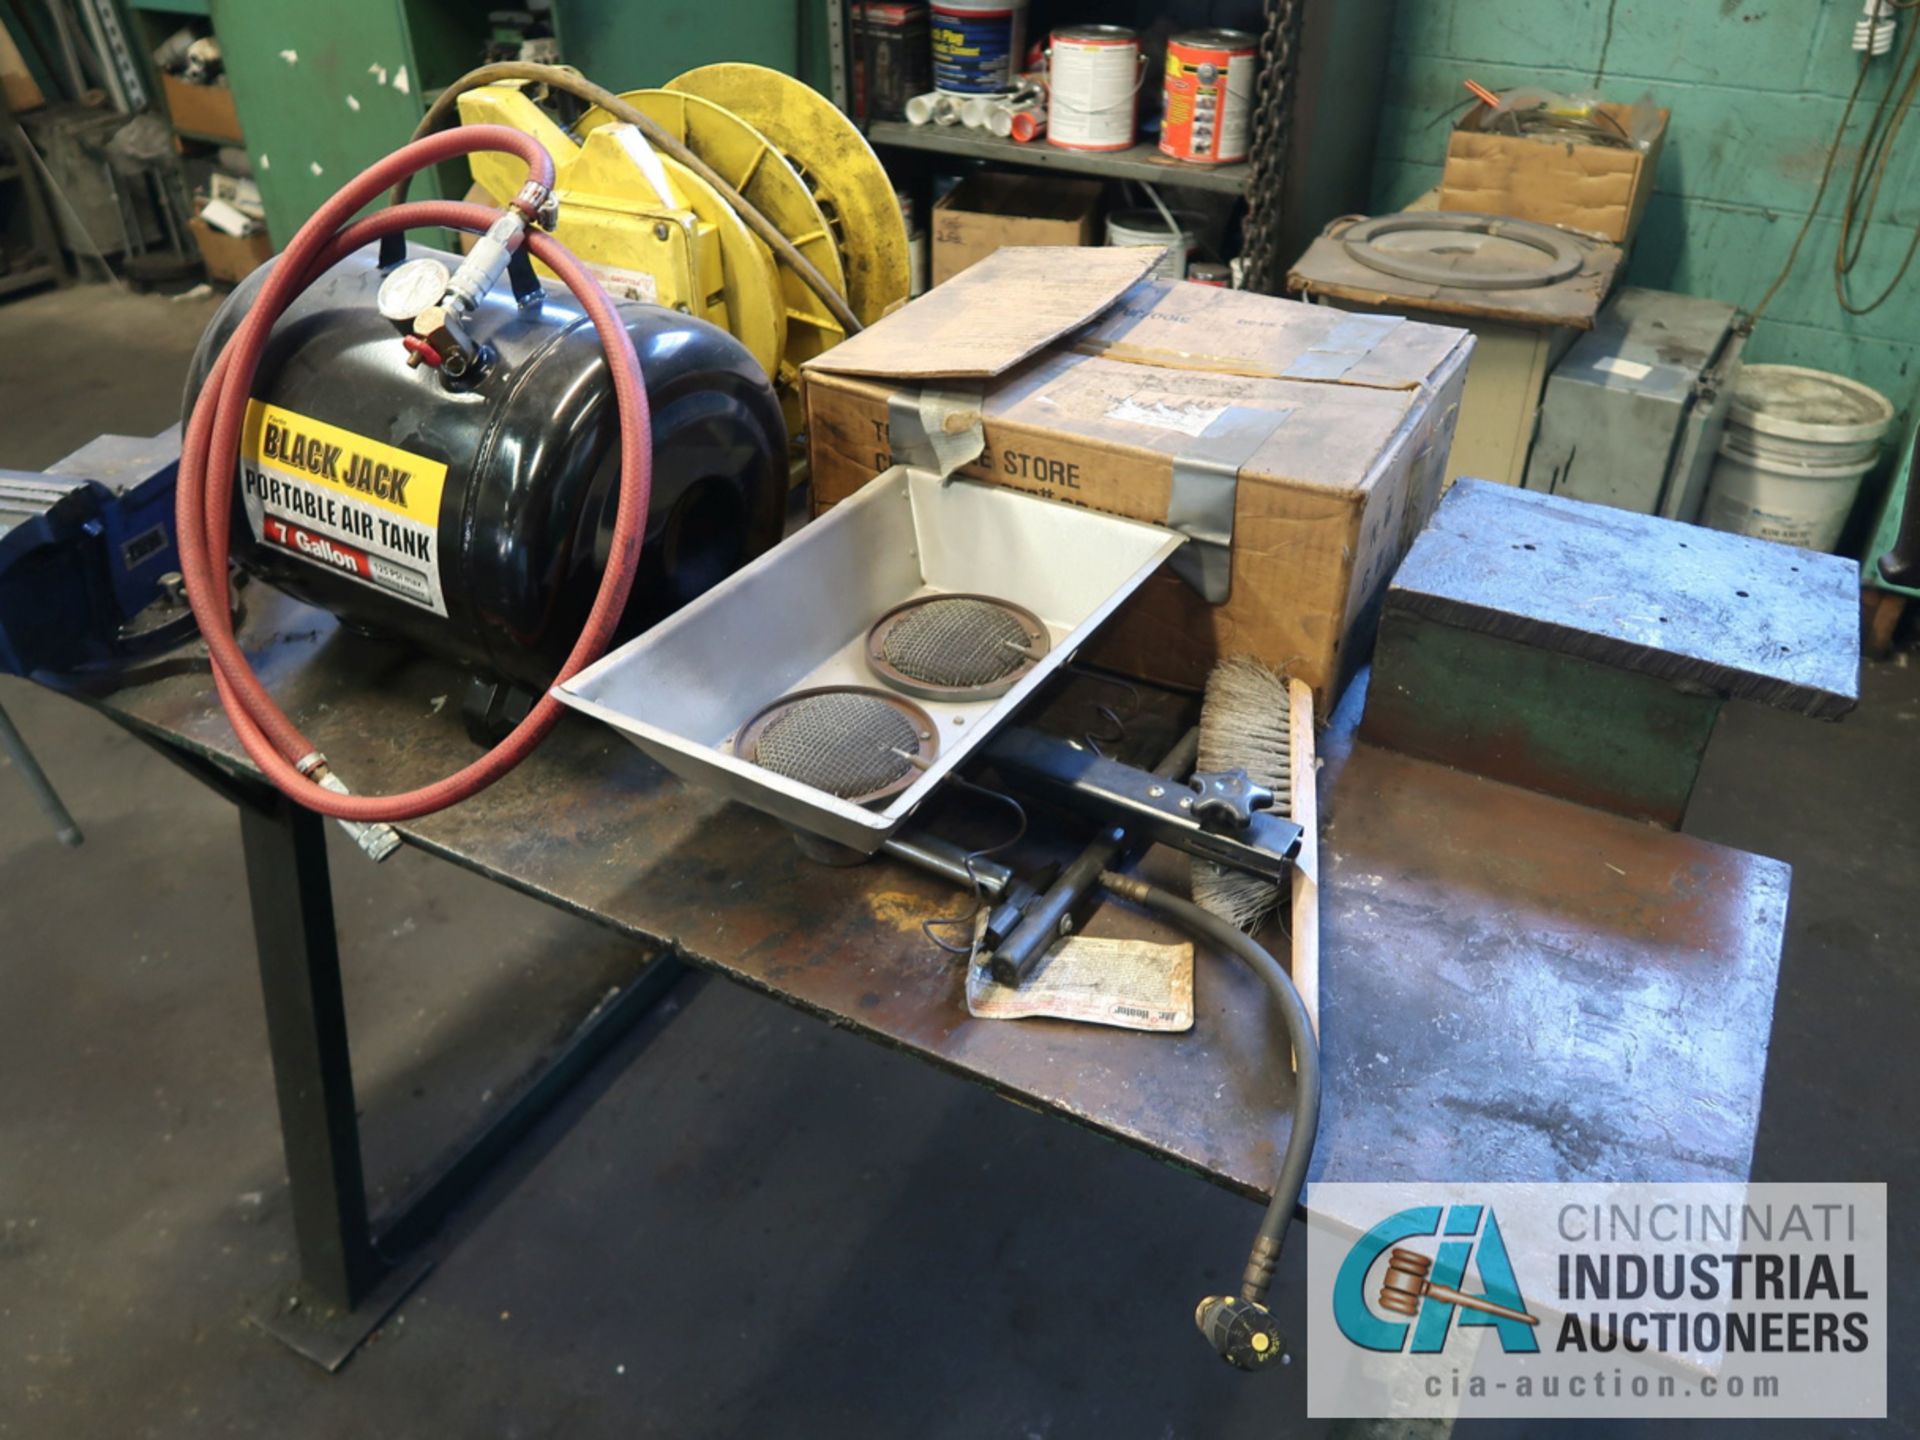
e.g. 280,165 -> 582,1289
1192,655 -> 1294,932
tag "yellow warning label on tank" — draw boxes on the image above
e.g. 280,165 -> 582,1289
241,400 -> 448,523
238,400 -> 452,617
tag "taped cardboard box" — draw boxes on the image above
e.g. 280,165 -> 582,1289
1438,102 -> 1669,245
802,247 -> 1474,707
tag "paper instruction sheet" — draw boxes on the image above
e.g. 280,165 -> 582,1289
966,930 -> 1194,1032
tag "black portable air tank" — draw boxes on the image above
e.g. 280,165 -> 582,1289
184,244 -> 787,691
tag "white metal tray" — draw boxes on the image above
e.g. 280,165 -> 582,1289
554,466 -> 1184,852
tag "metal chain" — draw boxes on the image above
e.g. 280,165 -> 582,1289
1240,0 -> 1305,294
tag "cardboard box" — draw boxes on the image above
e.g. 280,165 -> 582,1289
1438,102 -> 1668,244
162,72 -> 244,145
2,21 -> 44,113
803,247 -> 1475,706
190,215 -> 271,284
931,172 -> 1102,287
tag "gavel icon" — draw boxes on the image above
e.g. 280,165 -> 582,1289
1379,1248 -> 1540,1326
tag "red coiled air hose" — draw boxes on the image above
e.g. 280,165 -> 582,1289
176,126 -> 654,823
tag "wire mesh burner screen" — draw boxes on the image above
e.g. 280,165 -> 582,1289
737,688 -> 937,804
866,594 -> 1050,702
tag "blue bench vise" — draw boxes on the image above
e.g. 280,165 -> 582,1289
0,429 -> 190,678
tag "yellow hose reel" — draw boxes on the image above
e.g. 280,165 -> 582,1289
459,63 -> 909,443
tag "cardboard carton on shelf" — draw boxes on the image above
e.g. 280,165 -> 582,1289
931,171 -> 1103,287
802,247 -> 1475,707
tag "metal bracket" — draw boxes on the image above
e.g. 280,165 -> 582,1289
1167,407 -> 1293,603
507,247 -> 545,310
887,384 -> 986,479
985,726 -> 1303,878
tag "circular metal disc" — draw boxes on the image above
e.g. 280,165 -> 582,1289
377,257 -> 450,324
665,63 -> 910,326
1339,213 -> 1586,291
579,90 -> 850,351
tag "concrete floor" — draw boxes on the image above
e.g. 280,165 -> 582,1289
1,283 -> 1915,1438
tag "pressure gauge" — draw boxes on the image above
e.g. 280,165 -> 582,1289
376,257 -> 452,327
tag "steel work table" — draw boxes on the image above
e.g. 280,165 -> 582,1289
65,584 -> 1788,1367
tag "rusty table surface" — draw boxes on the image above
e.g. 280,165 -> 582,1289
71,587 -> 1789,1201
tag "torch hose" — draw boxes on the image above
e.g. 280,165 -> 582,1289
1101,871 -> 1321,1304
175,125 -> 655,823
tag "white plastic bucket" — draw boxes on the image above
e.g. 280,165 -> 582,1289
1107,208 -> 1202,280
1702,363 -> 1894,552
1700,441 -> 1877,552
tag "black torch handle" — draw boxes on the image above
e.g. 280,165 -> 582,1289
986,729 -> 1199,987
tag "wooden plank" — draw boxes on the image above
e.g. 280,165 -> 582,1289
1287,676 -> 1319,1038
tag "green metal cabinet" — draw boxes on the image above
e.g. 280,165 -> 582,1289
548,1 -> 825,86
208,0 -> 482,244
203,0 -> 832,245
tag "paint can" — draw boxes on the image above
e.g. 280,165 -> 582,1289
1187,261 -> 1231,287
1047,25 -> 1141,152
1160,28 -> 1257,165
1107,208 -> 1203,280
930,0 -> 1029,95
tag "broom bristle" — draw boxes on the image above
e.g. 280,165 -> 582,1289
1192,655 -> 1293,932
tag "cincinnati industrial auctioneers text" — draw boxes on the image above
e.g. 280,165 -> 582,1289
1554,1198 -> 1872,1355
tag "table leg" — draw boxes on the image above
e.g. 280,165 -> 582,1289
238,794 -> 382,1313
0,700 -> 83,847
230,776 -> 686,1369
100,722 -> 691,1367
